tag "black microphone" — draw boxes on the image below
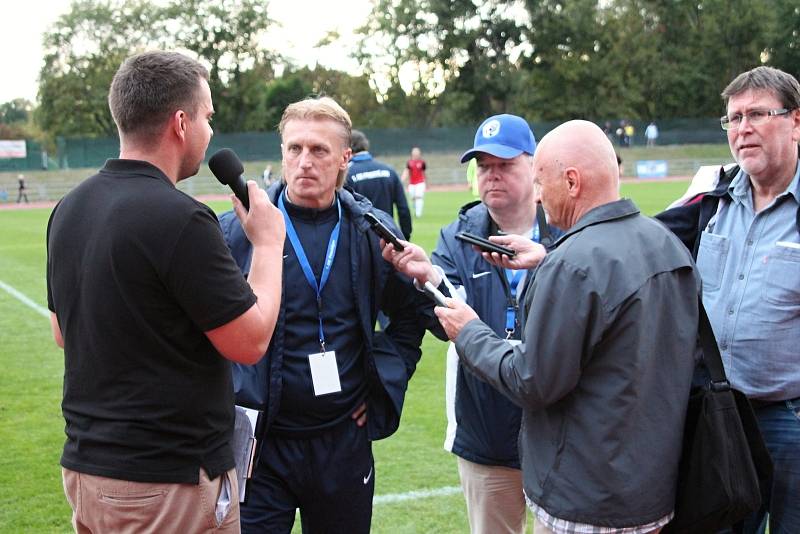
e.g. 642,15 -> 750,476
209,148 -> 249,210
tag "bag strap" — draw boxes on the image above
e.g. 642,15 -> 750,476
536,203 -> 553,247
698,297 -> 730,391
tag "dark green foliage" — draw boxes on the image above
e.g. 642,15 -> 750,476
35,0 -> 277,137
356,0 -> 786,125
26,0 -> 800,139
765,0 -> 800,78
0,99 -> 35,140
0,99 -> 32,125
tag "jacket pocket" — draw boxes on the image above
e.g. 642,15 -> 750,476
696,231 -> 730,291
763,243 -> 800,306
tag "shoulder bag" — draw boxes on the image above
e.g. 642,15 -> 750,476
664,300 -> 773,533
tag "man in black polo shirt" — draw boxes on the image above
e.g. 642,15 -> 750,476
46,51 -> 285,532
219,97 -> 446,533
346,129 -> 412,239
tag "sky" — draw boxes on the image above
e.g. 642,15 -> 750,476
0,0 -> 373,104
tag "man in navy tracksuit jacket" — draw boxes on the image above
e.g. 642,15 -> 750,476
219,97 -> 446,534
346,129 -> 413,239
432,114 -> 561,534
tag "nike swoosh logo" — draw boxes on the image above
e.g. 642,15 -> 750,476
471,272 -> 490,279
363,466 -> 373,484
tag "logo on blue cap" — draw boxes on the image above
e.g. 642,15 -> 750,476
482,120 -> 501,138
460,114 -> 536,163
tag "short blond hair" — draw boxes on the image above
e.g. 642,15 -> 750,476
279,97 -> 352,188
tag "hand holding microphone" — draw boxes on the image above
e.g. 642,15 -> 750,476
209,148 -> 250,210
209,148 -> 284,249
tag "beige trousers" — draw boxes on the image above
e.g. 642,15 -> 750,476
62,467 -> 239,533
458,456 -> 527,534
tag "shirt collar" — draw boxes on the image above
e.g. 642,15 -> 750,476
101,159 -> 173,187
730,159 -> 800,206
787,161 -> 800,204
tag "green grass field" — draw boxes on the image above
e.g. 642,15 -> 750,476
0,181 -> 690,533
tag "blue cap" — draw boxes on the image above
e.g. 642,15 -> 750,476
460,114 -> 537,163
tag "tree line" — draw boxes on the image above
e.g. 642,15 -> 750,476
1,0 -> 799,144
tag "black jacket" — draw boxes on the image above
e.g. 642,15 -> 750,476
219,183 -> 446,441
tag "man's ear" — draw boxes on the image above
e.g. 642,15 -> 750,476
791,108 -> 800,144
340,147 -> 353,170
565,167 -> 581,198
171,110 -> 188,142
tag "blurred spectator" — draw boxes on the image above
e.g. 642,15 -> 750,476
262,164 -> 273,187
645,121 -> 659,147
624,122 -> 635,146
615,120 -> 628,147
466,158 -> 479,199
402,147 -> 427,217
16,174 -> 29,203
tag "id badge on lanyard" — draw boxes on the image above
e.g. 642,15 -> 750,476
308,350 -> 342,396
279,191 -> 344,397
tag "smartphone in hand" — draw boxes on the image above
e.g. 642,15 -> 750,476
364,212 -> 405,251
455,232 -> 516,257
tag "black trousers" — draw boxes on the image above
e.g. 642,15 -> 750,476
241,418 -> 375,534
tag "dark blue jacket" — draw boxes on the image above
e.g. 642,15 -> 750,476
431,200 -> 562,467
219,183 -> 444,441
346,152 -> 412,239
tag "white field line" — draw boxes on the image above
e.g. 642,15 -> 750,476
0,279 -> 50,319
374,485 -> 461,505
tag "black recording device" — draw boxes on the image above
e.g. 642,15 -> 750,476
455,232 -> 517,257
363,212 -> 404,251
209,148 -> 249,210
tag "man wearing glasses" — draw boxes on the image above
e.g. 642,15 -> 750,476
657,66 -> 800,533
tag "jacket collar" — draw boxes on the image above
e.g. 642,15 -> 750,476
351,152 -> 373,162
267,181 -> 373,231
555,199 -> 640,246
457,200 -> 492,234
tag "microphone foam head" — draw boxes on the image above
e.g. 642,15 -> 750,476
208,148 -> 244,185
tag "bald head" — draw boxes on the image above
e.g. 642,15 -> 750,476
533,120 -> 620,230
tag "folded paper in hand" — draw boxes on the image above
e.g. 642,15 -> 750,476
232,405 -> 260,503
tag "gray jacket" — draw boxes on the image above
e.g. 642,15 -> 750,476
455,199 -> 699,527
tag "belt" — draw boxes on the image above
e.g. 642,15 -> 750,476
748,398 -> 788,409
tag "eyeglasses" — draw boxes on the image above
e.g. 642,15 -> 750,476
720,108 -> 794,130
